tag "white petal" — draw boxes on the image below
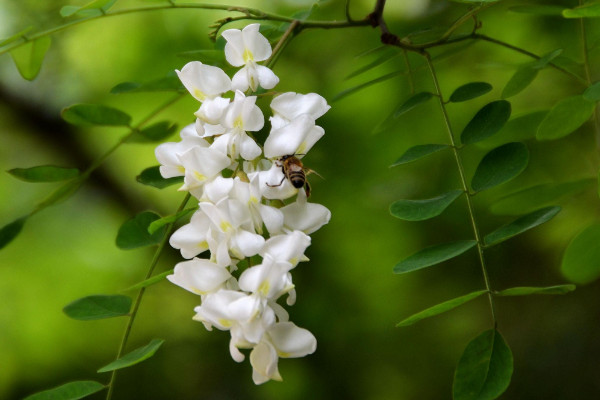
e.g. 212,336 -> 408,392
169,212 -> 211,259
242,95 -> 264,132
296,125 -> 324,155
264,114 -> 315,159
179,146 -> 231,185
271,92 -> 331,121
231,67 -> 250,92
195,97 -> 230,125
250,341 -> 281,385
268,322 -> 317,358
230,338 -> 246,362
202,176 -> 234,203
258,204 -> 284,234
281,197 -> 331,234
256,65 -> 279,89
239,133 -> 262,160
167,258 -> 231,294
176,61 -> 231,101
232,229 -> 265,257
222,29 -> 245,67
260,231 -> 311,266
242,23 -> 272,62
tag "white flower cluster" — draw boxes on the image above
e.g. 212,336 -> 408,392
155,24 -> 331,384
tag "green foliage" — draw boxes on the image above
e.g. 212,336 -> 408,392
332,71 -> 402,102
24,381 -> 105,400
116,211 -> 166,249
60,0 -> 117,18
148,207 -> 197,234
449,82 -> 493,103
8,166 -> 79,182
484,206 -> 561,246
0,26 -> 33,46
110,75 -> 183,94
461,101 -> 511,145
136,166 -> 183,189
502,67 -> 538,99
536,96 -> 595,140
482,110 -> 546,148
63,295 -> 132,320
35,179 -> 84,210
471,142 -> 529,192
496,285 -> 575,296
561,224 -> 600,284
0,217 -> 27,250
97,339 -> 165,372
490,179 -> 593,215
394,92 -> 434,117
390,190 -> 464,221
10,37 -> 51,80
394,240 -> 477,274
391,144 -> 449,166
62,104 -> 132,127
583,81 -> 600,101
453,330 -> 513,400
396,290 -> 487,327
128,121 -> 178,143
124,269 -> 173,291
563,3 -> 600,18
509,5 -> 565,16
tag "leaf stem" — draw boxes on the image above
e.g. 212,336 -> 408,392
423,52 -> 497,328
0,3 -> 369,56
266,19 -> 300,68
105,192 -> 192,400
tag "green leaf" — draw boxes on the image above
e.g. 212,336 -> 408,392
496,285 -> 575,296
0,26 -> 33,47
461,101 -> 512,145
561,224 -> 600,284
490,179 -> 593,215
116,211 -> 165,249
480,110 -> 547,149
583,81 -> 600,102
484,206 -> 561,246
393,240 -> 477,274
449,82 -> 493,103
63,295 -> 131,320
136,166 -> 183,189
8,165 -> 79,182
346,49 -> 400,80
390,190 -> 464,221
124,269 -> 173,292
61,104 -> 131,127
563,3 -> 600,18
10,36 -> 51,80
148,207 -> 197,234
391,144 -> 449,166
110,75 -> 182,94
536,95 -> 595,140
60,0 -> 117,17
128,122 -> 177,143
509,5 -> 566,16
394,92 -> 433,117
35,179 -> 83,210
502,67 -> 538,98
332,71 -> 402,102
532,48 -> 564,69
97,338 -> 165,373
471,142 -> 529,192
396,290 -> 487,327
24,380 -> 105,400
0,217 -> 27,250
453,329 -> 513,400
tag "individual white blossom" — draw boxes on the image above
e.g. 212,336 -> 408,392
160,23 -> 331,385
223,23 -> 279,91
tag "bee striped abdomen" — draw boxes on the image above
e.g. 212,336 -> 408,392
288,170 -> 306,188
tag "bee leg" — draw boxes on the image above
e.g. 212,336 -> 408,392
304,180 -> 311,197
266,176 -> 286,188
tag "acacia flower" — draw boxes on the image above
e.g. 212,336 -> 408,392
223,24 -> 279,91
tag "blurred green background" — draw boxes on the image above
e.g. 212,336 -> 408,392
1,0 -> 600,399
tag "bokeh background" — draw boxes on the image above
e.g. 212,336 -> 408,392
1,0 -> 600,399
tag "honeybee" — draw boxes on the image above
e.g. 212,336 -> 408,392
267,154 -> 319,197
